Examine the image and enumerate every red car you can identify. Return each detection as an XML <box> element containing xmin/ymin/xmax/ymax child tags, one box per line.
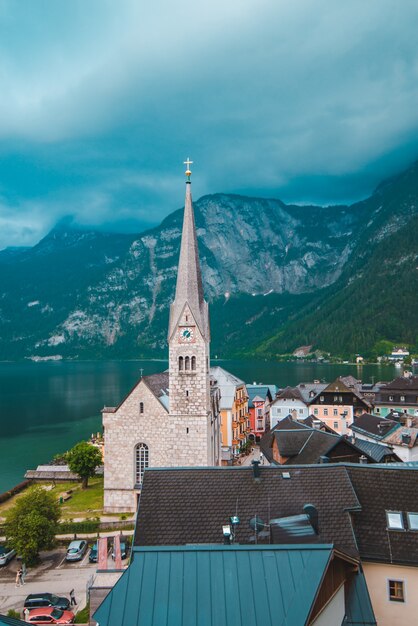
<box><xmin>25</xmin><ymin>607</ymin><xmax>75</xmax><ymax>623</ymax></box>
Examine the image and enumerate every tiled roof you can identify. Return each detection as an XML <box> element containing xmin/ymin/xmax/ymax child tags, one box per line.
<box><xmin>381</xmin><ymin>375</ymin><xmax>418</xmax><ymax>391</ymax></box>
<box><xmin>0</xmin><ymin>616</ymin><xmax>26</xmax><ymax>625</ymax></box>
<box><xmin>349</xmin><ymin>413</ymin><xmax>398</xmax><ymax>439</ymax></box>
<box><xmin>302</xmin><ymin>415</ymin><xmax>337</xmax><ymax>433</ymax></box>
<box><xmin>275</xmin><ymin>386</ymin><xmax>306</xmax><ymax>402</ymax></box>
<box><xmin>142</xmin><ymin>372</ymin><xmax>169</xmax><ymax>398</ymax></box>
<box><xmin>136</xmin><ymin>463</ymin><xmax>418</xmax><ymax>567</ymax></box>
<box><xmin>135</xmin><ymin>465</ymin><xmax>360</xmax><ymax>557</ymax></box>
<box><xmin>296</xmin><ymin>383</ymin><xmax>327</xmax><ymax>403</ymax></box>
<box><xmin>383</xmin><ymin>425</ymin><xmax>418</xmax><ymax>448</ymax></box>
<box><xmin>259</xmin><ymin>417</ymin><xmax>309</xmax><ymax>462</ymax></box>
<box><xmin>347</xmin><ymin>465</ymin><xmax>418</xmax><ymax>565</ymax></box>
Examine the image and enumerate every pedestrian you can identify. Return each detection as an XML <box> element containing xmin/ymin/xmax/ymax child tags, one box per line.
<box><xmin>70</xmin><ymin>588</ymin><xmax>77</xmax><ymax>606</ymax></box>
<box><xmin>15</xmin><ymin>567</ymin><xmax>22</xmax><ymax>587</ymax></box>
<box><xmin>21</xmin><ymin>562</ymin><xmax>27</xmax><ymax>584</ymax></box>
<box><xmin>23</xmin><ymin>607</ymin><xmax>30</xmax><ymax>621</ymax></box>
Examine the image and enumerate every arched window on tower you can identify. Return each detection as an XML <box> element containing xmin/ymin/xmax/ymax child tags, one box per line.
<box><xmin>134</xmin><ymin>443</ymin><xmax>149</xmax><ymax>487</ymax></box>
<box><xmin>185</xmin><ymin>356</ymin><xmax>190</xmax><ymax>370</ymax></box>
<box><xmin>179</xmin><ymin>356</ymin><xmax>184</xmax><ymax>371</ymax></box>
<box><xmin>191</xmin><ymin>356</ymin><xmax>196</xmax><ymax>370</ymax></box>
<box><xmin>139</xmin><ymin>402</ymin><xmax>144</xmax><ymax>414</ymax></box>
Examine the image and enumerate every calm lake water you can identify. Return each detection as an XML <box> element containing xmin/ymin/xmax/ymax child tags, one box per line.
<box><xmin>0</xmin><ymin>359</ymin><xmax>403</xmax><ymax>492</ymax></box>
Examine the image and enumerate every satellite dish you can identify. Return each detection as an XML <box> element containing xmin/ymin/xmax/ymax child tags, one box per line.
<box><xmin>249</xmin><ymin>516</ymin><xmax>265</xmax><ymax>533</ymax></box>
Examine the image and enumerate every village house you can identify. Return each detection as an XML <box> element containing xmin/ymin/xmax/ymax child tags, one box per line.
<box><xmin>246</xmin><ymin>383</ymin><xmax>275</xmax><ymax>442</ymax></box>
<box><xmin>270</xmin><ymin>386</ymin><xmax>310</xmax><ymax>426</ymax></box>
<box><xmin>260</xmin><ymin>415</ymin><xmax>398</xmax><ymax>465</ymax></box>
<box><xmin>373</xmin><ymin>374</ymin><xmax>418</xmax><ymax>417</ymax></box>
<box><xmin>211</xmin><ymin>366</ymin><xmax>249</xmax><ymax>464</ymax></box>
<box><xmin>129</xmin><ymin>462</ymin><xmax>418</xmax><ymax>626</ymax></box>
<box><xmin>309</xmin><ymin>377</ymin><xmax>371</xmax><ymax>434</ymax></box>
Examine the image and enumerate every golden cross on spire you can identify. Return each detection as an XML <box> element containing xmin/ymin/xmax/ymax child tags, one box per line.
<box><xmin>184</xmin><ymin>157</ymin><xmax>193</xmax><ymax>181</ymax></box>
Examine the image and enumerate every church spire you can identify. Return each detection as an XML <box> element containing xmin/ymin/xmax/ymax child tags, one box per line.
<box><xmin>168</xmin><ymin>159</ymin><xmax>209</xmax><ymax>340</ymax></box>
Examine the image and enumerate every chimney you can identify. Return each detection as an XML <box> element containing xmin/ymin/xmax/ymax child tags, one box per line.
<box><xmin>252</xmin><ymin>460</ymin><xmax>261</xmax><ymax>480</ymax></box>
<box><xmin>319</xmin><ymin>456</ymin><xmax>330</xmax><ymax>464</ymax></box>
<box><xmin>359</xmin><ymin>455</ymin><xmax>368</xmax><ymax>464</ymax></box>
<box><xmin>402</xmin><ymin>432</ymin><xmax>411</xmax><ymax>445</ymax></box>
<box><xmin>303</xmin><ymin>504</ymin><xmax>319</xmax><ymax>534</ymax></box>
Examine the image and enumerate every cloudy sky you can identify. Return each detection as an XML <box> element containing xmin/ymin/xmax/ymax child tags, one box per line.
<box><xmin>1</xmin><ymin>0</ymin><xmax>418</xmax><ymax>249</ymax></box>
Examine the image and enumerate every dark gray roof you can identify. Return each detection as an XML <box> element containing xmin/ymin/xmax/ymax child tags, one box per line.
<box><xmin>349</xmin><ymin>413</ymin><xmax>398</xmax><ymax>439</ymax></box>
<box><xmin>142</xmin><ymin>371</ymin><xmax>169</xmax><ymax>399</ymax></box>
<box><xmin>381</xmin><ymin>375</ymin><xmax>418</xmax><ymax>391</ymax></box>
<box><xmin>135</xmin><ymin>465</ymin><xmax>361</xmax><ymax>557</ymax></box>
<box><xmin>136</xmin><ymin>463</ymin><xmax>418</xmax><ymax>567</ymax></box>
<box><xmin>0</xmin><ymin>616</ymin><xmax>26</xmax><ymax>626</ymax></box>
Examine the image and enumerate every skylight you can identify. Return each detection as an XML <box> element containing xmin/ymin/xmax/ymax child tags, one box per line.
<box><xmin>407</xmin><ymin>512</ymin><xmax>418</xmax><ymax>530</ymax></box>
<box><xmin>386</xmin><ymin>511</ymin><xmax>404</xmax><ymax>530</ymax></box>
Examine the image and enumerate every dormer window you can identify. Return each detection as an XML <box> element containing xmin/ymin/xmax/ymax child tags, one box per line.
<box><xmin>389</xmin><ymin>395</ymin><xmax>394</xmax><ymax>402</ymax></box>
<box><xmin>386</xmin><ymin>511</ymin><xmax>404</xmax><ymax>530</ymax></box>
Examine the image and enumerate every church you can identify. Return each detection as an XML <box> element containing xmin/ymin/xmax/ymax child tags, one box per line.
<box><xmin>102</xmin><ymin>162</ymin><xmax>220</xmax><ymax>512</ymax></box>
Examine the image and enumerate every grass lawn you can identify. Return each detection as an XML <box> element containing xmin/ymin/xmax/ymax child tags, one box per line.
<box><xmin>0</xmin><ymin>477</ymin><xmax>104</xmax><ymax>520</ymax></box>
<box><xmin>53</xmin><ymin>476</ymin><xmax>104</xmax><ymax>519</ymax></box>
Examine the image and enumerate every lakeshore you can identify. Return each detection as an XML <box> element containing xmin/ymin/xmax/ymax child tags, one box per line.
<box><xmin>0</xmin><ymin>359</ymin><xmax>405</xmax><ymax>493</ymax></box>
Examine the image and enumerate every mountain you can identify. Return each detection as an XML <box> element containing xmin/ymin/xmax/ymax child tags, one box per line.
<box><xmin>0</xmin><ymin>162</ymin><xmax>417</xmax><ymax>360</ymax></box>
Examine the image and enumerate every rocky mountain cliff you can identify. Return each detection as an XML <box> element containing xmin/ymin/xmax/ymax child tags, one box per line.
<box><xmin>0</xmin><ymin>161</ymin><xmax>417</xmax><ymax>359</ymax></box>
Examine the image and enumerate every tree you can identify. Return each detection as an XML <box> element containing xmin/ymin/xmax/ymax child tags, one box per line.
<box><xmin>67</xmin><ymin>441</ymin><xmax>103</xmax><ymax>489</ymax></box>
<box><xmin>5</xmin><ymin>485</ymin><xmax>60</xmax><ymax>565</ymax></box>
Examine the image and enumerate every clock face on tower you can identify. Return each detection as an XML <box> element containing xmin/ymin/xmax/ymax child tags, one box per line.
<box><xmin>178</xmin><ymin>326</ymin><xmax>195</xmax><ymax>342</ymax></box>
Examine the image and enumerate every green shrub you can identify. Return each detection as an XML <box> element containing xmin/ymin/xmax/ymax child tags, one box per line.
<box><xmin>7</xmin><ymin>609</ymin><xmax>22</xmax><ymax>619</ymax></box>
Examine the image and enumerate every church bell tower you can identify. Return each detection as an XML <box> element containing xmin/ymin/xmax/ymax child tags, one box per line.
<box><xmin>168</xmin><ymin>159</ymin><xmax>211</xmax><ymax>419</ymax></box>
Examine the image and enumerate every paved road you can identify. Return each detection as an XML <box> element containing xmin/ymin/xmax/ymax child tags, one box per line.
<box><xmin>0</xmin><ymin>548</ymin><xmax>96</xmax><ymax>617</ymax></box>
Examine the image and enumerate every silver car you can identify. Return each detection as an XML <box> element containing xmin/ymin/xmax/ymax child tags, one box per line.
<box><xmin>0</xmin><ymin>545</ymin><xmax>16</xmax><ymax>566</ymax></box>
<box><xmin>65</xmin><ymin>539</ymin><xmax>88</xmax><ymax>562</ymax></box>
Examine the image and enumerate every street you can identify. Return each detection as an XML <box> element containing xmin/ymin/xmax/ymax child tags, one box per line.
<box><xmin>0</xmin><ymin>547</ymin><xmax>96</xmax><ymax>618</ymax></box>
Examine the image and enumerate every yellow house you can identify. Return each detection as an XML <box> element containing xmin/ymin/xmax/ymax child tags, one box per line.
<box><xmin>211</xmin><ymin>366</ymin><xmax>249</xmax><ymax>464</ymax></box>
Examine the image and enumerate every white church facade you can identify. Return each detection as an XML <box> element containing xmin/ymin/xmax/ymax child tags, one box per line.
<box><xmin>102</xmin><ymin>163</ymin><xmax>220</xmax><ymax>512</ymax></box>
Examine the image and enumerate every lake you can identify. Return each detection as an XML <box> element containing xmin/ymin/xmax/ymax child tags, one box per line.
<box><xmin>0</xmin><ymin>359</ymin><xmax>402</xmax><ymax>492</ymax></box>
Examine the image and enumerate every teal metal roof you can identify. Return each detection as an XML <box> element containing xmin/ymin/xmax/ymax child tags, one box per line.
<box><xmin>94</xmin><ymin>544</ymin><xmax>335</xmax><ymax>626</ymax></box>
<box><xmin>0</xmin><ymin>616</ymin><xmax>26</xmax><ymax>625</ymax></box>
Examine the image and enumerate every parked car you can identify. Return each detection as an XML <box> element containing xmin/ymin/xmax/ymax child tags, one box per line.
<box><xmin>24</xmin><ymin>593</ymin><xmax>70</xmax><ymax>611</ymax></box>
<box><xmin>0</xmin><ymin>545</ymin><xmax>16</xmax><ymax>566</ymax></box>
<box><xmin>111</xmin><ymin>540</ymin><xmax>128</xmax><ymax>560</ymax></box>
<box><xmin>89</xmin><ymin>542</ymin><xmax>98</xmax><ymax>563</ymax></box>
<box><xmin>25</xmin><ymin>607</ymin><xmax>74</xmax><ymax>624</ymax></box>
<box><xmin>65</xmin><ymin>539</ymin><xmax>88</xmax><ymax>561</ymax></box>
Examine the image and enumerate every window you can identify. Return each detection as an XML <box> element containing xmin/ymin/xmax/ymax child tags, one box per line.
<box><xmin>400</xmin><ymin>395</ymin><xmax>405</xmax><ymax>402</ymax></box>
<box><xmin>186</xmin><ymin>390</ymin><xmax>189</xmax><ymax>397</ymax></box>
<box><xmin>324</xmin><ymin>409</ymin><xmax>328</xmax><ymax>416</ymax></box>
<box><xmin>191</xmin><ymin>356</ymin><xmax>196</xmax><ymax>370</ymax></box>
<box><xmin>277</xmin><ymin>408</ymin><xmax>281</xmax><ymax>414</ymax></box>
<box><xmin>376</xmin><ymin>407</ymin><xmax>380</xmax><ymax>414</ymax></box>
<box><xmin>388</xmin><ymin>580</ymin><xmax>405</xmax><ymax>603</ymax></box>
<box><xmin>407</xmin><ymin>512</ymin><xmax>418</xmax><ymax>530</ymax></box>
<box><xmin>320</xmin><ymin>396</ymin><xmax>324</xmax><ymax>402</ymax></box>
<box><xmin>185</xmin><ymin>356</ymin><xmax>190</xmax><ymax>370</ymax></box>
<box><xmin>386</xmin><ymin>511</ymin><xmax>404</xmax><ymax>530</ymax></box>
<box><xmin>389</xmin><ymin>395</ymin><xmax>394</xmax><ymax>401</ymax></box>
<box><xmin>333</xmin><ymin>422</ymin><xmax>339</xmax><ymax>429</ymax></box>
<box><xmin>334</xmin><ymin>395</ymin><xmax>338</xmax><ymax>401</ymax></box>
<box><xmin>179</xmin><ymin>356</ymin><xmax>184</xmax><ymax>371</ymax></box>
<box><xmin>333</xmin><ymin>409</ymin><xmax>338</xmax><ymax>416</ymax></box>
<box><xmin>134</xmin><ymin>443</ymin><xmax>149</xmax><ymax>486</ymax></box>
<box><xmin>299</xmin><ymin>409</ymin><xmax>303</xmax><ymax>414</ymax></box>
<box><xmin>314</xmin><ymin>408</ymin><xmax>318</xmax><ymax>415</ymax></box>
<box><xmin>139</xmin><ymin>402</ymin><xmax>144</xmax><ymax>414</ymax></box>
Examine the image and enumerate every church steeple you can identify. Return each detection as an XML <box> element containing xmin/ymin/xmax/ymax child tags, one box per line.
<box><xmin>168</xmin><ymin>160</ymin><xmax>209</xmax><ymax>341</ymax></box>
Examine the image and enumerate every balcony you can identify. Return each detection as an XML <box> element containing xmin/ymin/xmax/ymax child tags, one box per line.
<box><xmin>232</xmin><ymin>420</ymin><xmax>239</xmax><ymax>428</ymax></box>
<box><xmin>232</xmin><ymin>439</ymin><xmax>239</xmax><ymax>446</ymax></box>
